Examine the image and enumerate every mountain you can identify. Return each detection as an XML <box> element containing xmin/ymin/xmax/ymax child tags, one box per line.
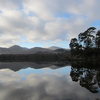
<box><xmin>0</xmin><ymin>45</ymin><xmax>69</xmax><ymax>54</ymax></box>
<box><xmin>48</xmin><ymin>46</ymin><xmax>61</xmax><ymax>50</ymax></box>
<box><xmin>28</xmin><ymin>47</ymin><xmax>53</xmax><ymax>54</ymax></box>
<box><xmin>54</xmin><ymin>48</ymin><xmax>67</xmax><ymax>52</ymax></box>
<box><xmin>8</xmin><ymin>45</ymin><xmax>28</xmax><ymax>54</ymax></box>
<box><xmin>0</xmin><ymin>45</ymin><xmax>28</xmax><ymax>54</ymax></box>
<box><xmin>9</xmin><ymin>45</ymin><xmax>28</xmax><ymax>50</ymax></box>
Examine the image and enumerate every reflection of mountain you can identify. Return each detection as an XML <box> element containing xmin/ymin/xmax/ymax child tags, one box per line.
<box><xmin>70</xmin><ymin>61</ymin><xmax>100</xmax><ymax>93</ymax></box>
<box><xmin>0</xmin><ymin>61</ymin><xmax>70</xmax><ymax>71</ymax></box>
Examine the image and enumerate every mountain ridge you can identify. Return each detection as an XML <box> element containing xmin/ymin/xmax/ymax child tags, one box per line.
<box><xmin>0</xmin><ymin>45</ymin><xmax>69</xmax><ymax>54</ymax></box>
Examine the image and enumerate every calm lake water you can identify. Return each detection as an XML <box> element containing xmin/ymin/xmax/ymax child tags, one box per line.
<box><xmin>0</xmin><ymin>62</ymin><xmax>99</xmax><ymax>100</ymax></box>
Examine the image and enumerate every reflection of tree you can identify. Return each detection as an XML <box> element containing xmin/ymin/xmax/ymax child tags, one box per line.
<box><xmin>70</xmin><ymin>67</ymin><xmax>100</xmax><ymax>93</ymax></box>
<box><xmin>97</xmin><ymin>72</ymin><xmax>100</xmax><ymax>87</ymax></box>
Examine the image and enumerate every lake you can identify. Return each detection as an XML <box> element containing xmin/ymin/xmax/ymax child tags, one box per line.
<box><xmin>0</xmin><ymin>61</ymin><xmax>99</xmax><ymax>100</ymax></box>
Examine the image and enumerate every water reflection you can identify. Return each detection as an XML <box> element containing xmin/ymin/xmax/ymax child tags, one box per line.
<box><xmin>70</xmin><ymin>67</ymin><xmax>100</xmax><ymax>93</ymax></box>
<box><xmin>0</xmin><ymin>61</ymin><xmax>99</xmax><ymax>100</ymax></box>
<box><xmin>70</xmin><ymin>61</ymin><xmax>100</xmax><ymax>93</ymax></box>
<box><xmin>0</xmin><ymin>61</ymin><xmax>69</xmax><ymax>71</ymax></box>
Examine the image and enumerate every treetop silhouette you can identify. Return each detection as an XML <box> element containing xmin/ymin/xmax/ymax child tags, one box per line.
<box><xmin>69</xmin><ymin>27</ymin><xmax>100</xmax><ymax>57</ymax></box>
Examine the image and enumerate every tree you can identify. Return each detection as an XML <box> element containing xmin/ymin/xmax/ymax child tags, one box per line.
<box><xmin>69</xmin><ymin>38</ymin><xmax>79</xmax><ymax>50</ymax></box>
<box><xmin>78</xmin><ymin>27</ymin><xmax>96</xmax><ymax>48</ymax></box>
<box><xmin>96</xmin><ymin>30</ymin><xmax>100</xmax><ymax>48</ymax></box>
<box><xmin>69</xmin><ymin>27</ymin><xmax>100</xmax><ymax>57</ymax></box>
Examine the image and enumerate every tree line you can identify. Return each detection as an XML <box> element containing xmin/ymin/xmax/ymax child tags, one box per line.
<box><xmin>0</xmin><ymin>52</ymin><xmax>70</xmax><ymax>61</ymax></box>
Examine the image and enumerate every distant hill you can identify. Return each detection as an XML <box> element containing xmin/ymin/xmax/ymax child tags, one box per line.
<box><xmin>28</xmin><ymin>47</ymin><xmax>52</xmax><ymax>54</ymax></box>
<box><xmin>48</xmin><ymin>46</ymin><xmax>61</xmax><ymax>50</ymax></box>
<box><xmin>0</xmin><ymin>45</ymin><xmax>70</xmax><ymax>54</ymax></box>
<box><xmin>0</xmin><ymin>45</ymin><xmax>28</xmax><ymax>54</ymax></box>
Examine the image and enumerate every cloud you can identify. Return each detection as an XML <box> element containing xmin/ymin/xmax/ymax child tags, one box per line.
<box><xmin>0</xmin><ymin>0</ymin><xmax>23</xmax><ymax>10</ymax></box>
<box><xmin>0</xmin><ymin>0</ymin><xmax>99</xmax><ymax>47</ymax></box>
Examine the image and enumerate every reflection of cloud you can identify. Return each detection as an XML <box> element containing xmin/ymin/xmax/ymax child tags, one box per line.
<box><xmin>0</xmin><ymin>69</ymin><xmax>21</xmax><ymax>83</ymax></box>
<box><xmin>0</xmin><ymin>69</ymin><xmax>99</xmax><ymax>100</ymax></box>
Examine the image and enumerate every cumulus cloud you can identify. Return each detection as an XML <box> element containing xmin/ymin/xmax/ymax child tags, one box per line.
<box><xmin>0</xmin><ymin>0</ymin><xmax>99</xmax><ymax>47</ymax></box>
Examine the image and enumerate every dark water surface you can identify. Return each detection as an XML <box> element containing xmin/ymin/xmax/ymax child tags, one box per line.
<box><xmin>0</xmin><ymin>62</ymin><xmax>99</xmax><ymax>100</ymax></box>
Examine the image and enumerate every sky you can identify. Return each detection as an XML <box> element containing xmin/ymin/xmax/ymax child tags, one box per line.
<box><xmin>0</xmin><ymin>0</ymin><xmax>100</xmax><ymax>48</ymax></box>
